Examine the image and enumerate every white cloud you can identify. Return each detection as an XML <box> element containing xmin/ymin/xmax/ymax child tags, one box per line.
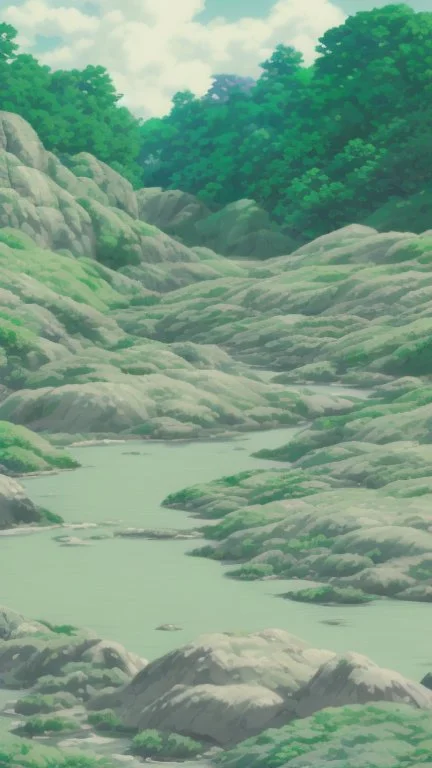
<box><xmin>2</xmin><ymin>0</ymin><xmax>346</xmax><ymax>117</ymax></box>
<box><xmin>4</xmin><ymin>0</ymin><xmax>99</xmax><ymax>33</ymax></box>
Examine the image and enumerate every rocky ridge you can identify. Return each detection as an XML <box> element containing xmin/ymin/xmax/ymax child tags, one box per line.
<box><xmin>1</xmin><ymin>608</ymin><xmax>432</xmax><ymax>764</ymax></box>
<box><xmin>0</xmin><ymin>111</ymin><xmax>358</xmax><ymax>449</ymax></box>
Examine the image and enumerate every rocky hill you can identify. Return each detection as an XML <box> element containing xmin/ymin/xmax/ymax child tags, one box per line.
<box><xmin>0</xmin><ymin>110</ymin><xmax>356</xmax><ymax>459</ymax></box>
<box><xmin>1</xmin><ymin>607</ymin><xmax>432</xmax><ymax>764</ymax></box>
<box><xmin>1</xmin><ymin>109</ymin><xmax>432</xmax><ymax>767</ymax></box>
<box><xmin>1</xmin><ymin>111</ymin><xmax>432</xmax><ymax>605</ymax></box>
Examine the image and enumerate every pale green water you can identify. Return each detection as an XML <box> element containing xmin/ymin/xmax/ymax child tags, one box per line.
<box><xmin>0</xmin><ymin>410</ymin><xmax>431</xmax><ymax>684</ymax></box>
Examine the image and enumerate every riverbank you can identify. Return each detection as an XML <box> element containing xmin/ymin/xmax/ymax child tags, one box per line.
<box><xmin>0</xmin><ymin>416</ymin><xmax>430</xmax><ymax>682</ymax></box>
<box><xmin>1</xmin><ymin>607</ymin><xmax>432</xmax><ymax>767</ymax></box>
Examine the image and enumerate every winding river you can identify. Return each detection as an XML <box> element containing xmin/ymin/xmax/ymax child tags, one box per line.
<box><xmin>1</xmin><ymin>384</ymin><xmax>431</xmax><ymax>689</ymax></box>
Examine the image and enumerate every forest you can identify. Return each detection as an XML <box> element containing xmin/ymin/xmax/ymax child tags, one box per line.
<box><xmin>1</xmin><ymin>2</ymin><xmax>432</xmax><ymax>241</ymax></box>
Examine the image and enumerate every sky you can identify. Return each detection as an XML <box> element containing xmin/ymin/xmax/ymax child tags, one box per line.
<box><xmin>2</xmin><ymin>0</ymin><xmax>429</xmax><ymax>118</ymax></box>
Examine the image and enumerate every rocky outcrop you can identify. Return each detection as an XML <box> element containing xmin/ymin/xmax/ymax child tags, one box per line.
<box><xmin>137</xmin><ymin>187</ymin><xmax>210</xmax><ymax>238</ymax></box>
<box><xmin>164</xmin><ymin>475</ymin><xmax>432</xmax><ymax>603</ymax></box>
<box><xmin>136</xmin><ymin>190</ymin><xmax>295</xmax><ymax>259</ymax></box>
<box><xmin>0</xmin><ymin>111</ymin><xmax>291</xmax><ymax>289</ymax></box>
<box><xmin>0</xmin><ymin>607</ymin><xmax>146</xmax><ymax>691</ymax></box>
<box><xmin>89</xmin><ymin>629</ymin><xmax>432</xmax><ymax>747</ymax></box>
<box><xmin>192</xmin><ymin>199</ymin><xmax>296</xmax><ymax>259</ymax></box>
<box><xmin>89</xmin><ymin>629</ymin><xmax>333</xmax><ymax>744</ymax></box>
<box><xmin>295</xmin><ymin>652</ymin><xmax>432</xmax><ymax>718</ymax></box>
<box><xmin>0</xmin><ymin>110</ymin><xmax>227</xmax><ymax>289</ymax></box>
<box><xmin>2</xmin><ymin>612</ymin><xmax>432</xmax><ymax>753</ymax></box>
<box><xmin>218</xmin><ymin>701</ymin><xmax>432</xmax><ymax>768</ymax></box>
<box><xmin>0</xmin><ymin>473</ymin><xmax>44</xmax><ymax>528</ymax></box>
<box><xmin>0</xmin><ymin>607</ymin><xmax>48</xmax><ymax>640</ymax></box>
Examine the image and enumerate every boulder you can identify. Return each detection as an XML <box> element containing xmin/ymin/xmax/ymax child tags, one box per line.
<box><xmin>89</xmin><ymin>629</ymin><xmax>334</xmax><ymax>743</ymax></box>
<box><xmin>137</xmin><ymin>187</ymin><xmax>210</xmax><ymax>237</ymax></box>
<box><xmin>0</xmin><ymin>607</ymin><xmax>49</xmax><ymax>640</ymax></box>
<box><xmin>295</xmin><ymin>652</ymin><xmax>432</xmax><ymax>719</ymax></box>
<box><xmin>0</xmin><ymin>474</ymin><xmax>42</xmax><ymax>528</ymax></box>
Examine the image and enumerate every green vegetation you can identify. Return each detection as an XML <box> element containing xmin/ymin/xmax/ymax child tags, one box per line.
<box><xmin>0</xmin><ymin>23</ymin><xmax>141</xmax><ymax>184</ymax></box>
<box><xmin>138</xmin><ymin>4</ymin><xmax>432</xmax><ymax>241</ymax></box>
<box><xmin>130</xmin><ymin>729</ymin><xmax>204</xmax><ymax>760</ymax></box>
<box><xmin>0</xmin><ymin>421</ymin><xmax>79</xmax><ymax>475</ymax></box>
<box><xmin>15</xmin><ymin>693</ymin><xmax>76</xmax><ymax>715</ymax></box>
<box><xmin>87</xmin><ymin>710</ymin><xmax>132</xmax><ymax>735</ymax></box>
<box><xmin>2</xmin><ymin>5</ymin><xmax>432</xmax><ymax>240</ymax></box>
<box><xmin>228</xmin><ymin>563</ymin><xmax>274</xmax><ymax>581</ymax></box>
<box><xmin>217</xmin><ymin>703</ymin><xmax>432</xmax><ymax>768</ymax></box>
<box><xmin>17</xmin><ymin>715</ymin><xmax>78</xmax><ymax>736</ymax></box>
<box><xmin>37</xmin><ymin>620</ymin><xmax>78</xmax><ymax>636</ymax></box>
<box><xmin>37</xmin><ymin>508</ymin><xmax>64</xmax><ymax>526</ymax></box>
<box><xmin>0</xmin><ymin>737</ymin><xmax>112</xmax><ymax>768</ymax></box>
<box><xmin>283</xmin><ymin>585</ymin><xmax>375</xmax><ymax>605</ymax></box>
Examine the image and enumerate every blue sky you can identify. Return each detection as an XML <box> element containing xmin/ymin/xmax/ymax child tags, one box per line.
<box><xmin>2</xmin><ymin>0</ymin><xmax>429</xmax><ymax>117</ymax></box>
<box><xmin>198</xmin><ymin>0</ymin><xmax>429</xmax><ymax>20</ymax></box>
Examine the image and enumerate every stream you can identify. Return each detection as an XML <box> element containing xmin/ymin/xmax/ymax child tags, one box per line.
<box><xmin>0</xmin><ymin>382</ymin><xmax>431</xmax><ymax>765</ymax></box>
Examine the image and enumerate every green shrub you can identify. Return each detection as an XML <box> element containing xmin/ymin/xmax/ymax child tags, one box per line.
<box><xmin>19</xmin><ymin>715</ymin><xmax>78</xmax><ymax>736</ymax></box>
<box><xmin>87</xmin><ymin>709</ymin><xmax>130</xmax><ymax>734</ymax></box>
<box><xmin>96</xmin><ymin>230</ymin><xmax>140</xmax><ymax>270</ymax></box>
<box><xmin>282</xmin><ymin>534</ymin><xmax>334</xmax><ymax>554</ymax></box>
<box><xmin>37</xmin><ymin>620</ymin><xmax>78</xmax><ymax>635</ymax></box>
<box><xmin>228</xmin><ymin>563</ymin><xmax>274</xmax><ymax>580</ymax></box>
<box><xmin>38</xmin><ymin>508</ymin><xmax>64</xmax><ymax>525</ymax></box>
<box><xmin>0</xmin><ymin>737</ymin><xmax>112</xmax><ymax>767</ymax></box>
<box><xmin>131</xmin><ymin>729</ymin><xmax>203</xmax><ymax>759</ymax></box>
<box><xmin>0</xmin><ymin>229</ymin><xmax>27</xmax><ymax>249</ymax></box>
<box><xmin>283</xmin><ymin>585</ymin><xmax>375</xmax><ymax>605</ymax></box>
<box><xmin>0</xmin><ymin>421</ymin><xmax>79</xmax><ymax>475</ymax></box>
<box><xmin>408</xmin><ymin>558</ymin><xmax>432</xmax><ymax>581</ymax></box>
<box><xmin>129</xmin><ymin>294</ymin><xmax>161</xmax><ymax>306</ymax></box>
<box><xmin>15</xmin><ymin>693</ymin><xmax>76</xmax><ymax>715</ymax></box>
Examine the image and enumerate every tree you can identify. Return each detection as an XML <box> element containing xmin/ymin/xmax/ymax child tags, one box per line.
<box><xmin>314</xmin><ymin>4</ymin><xmax>432</xmax><ymax>141</ymax></box>
<box><xmin>0</xmin><ymin>22</ymin><xmax>17</xmax><ymax>63</ymax></box>
<box><xmin>203</xmin><ymin>74</ymin><xmax>255</xmax><ymax>103</ymax></box>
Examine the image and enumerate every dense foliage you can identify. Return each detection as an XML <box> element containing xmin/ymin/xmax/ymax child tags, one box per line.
<box><xmin>2</xmin><ymin>4</ymin><xmax>432</xmax><ymax>240</ymax></box>
<box><xmin>130</xmin><ymin>729</ymin><xmax>204</xmax><ymax>760</ymax></box>
<box><xmin>0</xmin><ymin>22</ymin><xmax>142</xmax><ymax>184</ymax></box>
<box><xmin>140</xmin><ymin>4</ymin><xmax>432</xmax><ymax>240</ymax></box>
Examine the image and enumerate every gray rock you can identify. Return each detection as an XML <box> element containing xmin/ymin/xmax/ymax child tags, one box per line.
<box><xmin>89</xmin><ymin>629</ymin><xmax>334</xmax><ymax>744</ymax></box>
<box><xmin>0</xmin><ymin>474</ymin><xmax>42</xmax><ymax>529</ymax></box>
<box><xmin>0</xmin><ymin>607</ymin><xmax>49</xmax><ymax>640</ymax></box>
<box><xmin>114</xmin><ymin>528</ymin><xmax>200</xmax><ymax>541</ymax></box>
<box><xmin>295</xmin><ymin>652</ymin><xmax>432</xmax><ymax>719</ymax></box>
<box><xmin>156</xmin><ymin>624</ymin><xmax>183</xmax><ymax>632</ymax></box>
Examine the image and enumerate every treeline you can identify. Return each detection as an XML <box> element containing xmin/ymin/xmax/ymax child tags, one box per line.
<box><xmin>1</xmin><ymin>4</ymin><xmax>432</xmax><ymax>240</ymax></box>
<box><xmin>0</xmin><ymin>23</ymin><xmax>142</xmax><ymax>184</ymax></box>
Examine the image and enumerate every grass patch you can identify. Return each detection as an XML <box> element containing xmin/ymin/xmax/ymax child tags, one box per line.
<box><xmin>282</xmin><ymin>585</ymin><xmax>375</xmax><ymax>605</ymax></box>
<box><xmin>0</xmin><ymin>421</ymin><xmax>79</xmax><ymax>475</ymax></box>
<box><xmin>37</xmin><ymin>620</ymin><xmax>78</xmax><ymax>636</ymax></box>
<box><xmin>15</xmin><ymin>693</ymin><xmax>76</xmax><ymax>715</ymax></box>
<box><xmin>130</xmin><ymin>730</ymin><xmax>204</xmax><ymax>760</ymax></box>
<box><xmin>228</xmin><ymin>563</ymin><xmax>274</xmax><ymax>580</ymax></box>
<box><xmin>17</xmin><ymin>715</ymin><xmax>78</xmax><ymax>737</ymax></box>
<box><xmin>87</xmin><ymin>709</ymin><xmax>132</xmax><ymax>735</ymax></box>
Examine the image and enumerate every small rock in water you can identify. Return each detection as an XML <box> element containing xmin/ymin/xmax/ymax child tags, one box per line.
<box><xmin>320</xmin><ymin>619</ymin><xmax>347</xmax><ymax>627</ymax></box>
<box><xmin>115</xmin><ymin>528</ymin><xmax>200</xmax><ymax>540</ymax></box>
<box><xmin>156</xmin><ymin>624</ymin><xmax>183</xmax><ymax>632</ymax></box>
<box><xmin>122</xmin><ymin>451</ymin><xmax>142</xmax><ymax>455</ymax></box>
<box><xmin>63</xmin><ymin>523</ymin><xmax>97</xmax><ymax>530</ymax></box>
<box><xmin>54</xmin><ymin>536</ymin><xmax>91</xmax><ymax>547</ymax></box>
